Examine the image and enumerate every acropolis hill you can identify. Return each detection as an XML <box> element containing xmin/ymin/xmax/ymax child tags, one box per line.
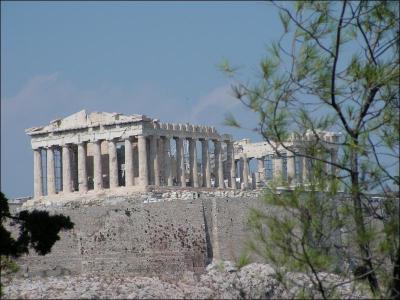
<box><xmin>9</xmin><ymin>110</ymin><xmax>341</xmax><ymax>278</ymax></box>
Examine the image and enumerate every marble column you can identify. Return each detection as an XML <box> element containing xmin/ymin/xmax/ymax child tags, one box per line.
<box><xmin>77</xmin><ymin>142</ymin><xmax>88</xmax><ymax>192</ymax></box>
<box><xmin>213</xmin><ymin>140</ymin><xmax>223</xmax><ymax>188</ymax></box>
<box><xmin>189</xmin><ymin>138</ymin><xmax>199</xmax><ymax>188</ymax></box>
<box><xmin>218</xmin><ymin>142</ymin><xmax>224</xmax><ymax>188</ymax></box>
<box><xmin>257</xmin><ymin>157</ymin><xmax>265</xmax><ymax>182</ymax></box>
<box><xmin>33</xmin><ymin>149</ymin><xmax>43</xmax><ymax>198</ymax></box>
<box><xmin>47</xmin><ymin>147</ymin><xmax>56</xmax><ymax>195</ymax></box>
<box><xmin>287</xmin><ymin>152</ymin><xmax>296</xmax><ymax>183</ymax></box>
<box><xmin>273</xmin><ymin>154</ymin><xmax>283</xmax><ymax>181</ymax></box>
<box><xmin>239</xmin><ymin>158</ymin><xmax>243</xmax><ymax>183</ymax></box>
<box><xmin>233</xmin><ymin>160</ymin><xmax>239</xmax><ymax>189</ymax></box>
<box><xmin>138</xmin><ymin>135</ymin><xmax>149</xmax><ymax>186</ymax></box>
<box><xmin>213</xmin><ymin>141</ymin><xmax>219</xmax><ymax>187</ymax></box>
<box><xmin>124</xmin><ymin>138</ymin><xmax>134</xmax><ymax>187</ymax></box>
<box><xmin>93</xmin><ymin>140</ymin><xmax>103</xmax><ymax>191</ymax></box>
<box><xmin>108</xmin><ymin>139</ymin><xmax>119</xmax><ymax>189</ymax></box>
<box><xmin>176</xmin><ymin>137</ymin><xmax>186</xmax><ymax>187</ymax></box>
<box><xmin>157</xmin><ymin>137</ymin><xmax>164</xmax><ymax>184</ymax></box>
<box><xmin>302</xmin><ymin>156</ymin><xmax>310</xmax><ymax>183</ymax></box>
<box><xmin>227</xmin><ymin>141</ymin><xmax>236</xmax><ymax>189</ymax></box>
<box><xmin>150</xmin><ymin>135</ymin><xmax>160</xmax><ymax>186</ymax></box>
<box><xmin>242</xmin><ymin>154</ymin><xmax>249</xmax><ymax>189</ymax></box>
<box><xmin>62</xmin><ymin>145</ymin><xmax>72</xmax><ymax>194</ymax></box>
<box><xmin>149</xmin><ymin>136</ymin><xmax>155</xmax><ymax>185</ymax></box>
<box><xmin>202</xmin><ymin>139</ymin><xmax>211</xmax><ymax>188</ymax></box>
<box><xmin>163</xmin><ymin>136</ymin><xmax>173</xmax><ymax>186</ymax></box>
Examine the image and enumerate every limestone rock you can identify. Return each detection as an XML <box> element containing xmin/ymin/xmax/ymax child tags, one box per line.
<box><xmin>2</xmin><ymin>261</ymin><xmax>369</xmax><ymax>299</ymax></box>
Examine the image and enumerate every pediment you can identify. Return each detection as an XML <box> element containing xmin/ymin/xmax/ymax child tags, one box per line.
<box><xmin>26</xmin><ymin>110</ymin><xmax>146</xmax><ymax>135</ymax></box>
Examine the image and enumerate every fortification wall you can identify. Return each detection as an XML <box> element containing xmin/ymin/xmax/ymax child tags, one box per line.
<box><xmin>8</xmin><ymin>190</ymin><xmax>266</xmax><ymax>278</ymax></box>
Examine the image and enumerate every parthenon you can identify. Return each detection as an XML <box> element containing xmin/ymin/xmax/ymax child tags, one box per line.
<box><xmin>25</xmin><ymin>110</ymin><xmax>340</xmax><ymax>198</ymax></box>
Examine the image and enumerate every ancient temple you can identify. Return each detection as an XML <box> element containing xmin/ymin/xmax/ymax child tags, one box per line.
<box><xmin>25</xmin><ymin>110</ymin><xmax>235</xmax><ymax>198</ymax></box>
<box><xmin>26</xmin><ymin>110</ymin><xmax>340</xmax><ymax>198</ymax></box>
<box><xmin>233</xmin><ymin>130</ymin><xmax>340</xmax><ymax>188</ymax></box>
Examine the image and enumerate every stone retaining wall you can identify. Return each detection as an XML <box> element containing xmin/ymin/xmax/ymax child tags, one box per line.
<box><xmin>8</xmin><ymin>190</ymin><xmax>266</xmax><ymax>278</ymax></box>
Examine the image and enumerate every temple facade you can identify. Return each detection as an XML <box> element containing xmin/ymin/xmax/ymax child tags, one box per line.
<box><xmin>234</xmin><ymin>130</ymin><xmax>340</xmax><ymax>188</ymax></box>
<box><xmin>26</xmin><ymin>110</ymin><xmax>235</xmax><ymax>198</ymax></box>
<box><xmin>26</xmin><ymin>110</ymin><xmax>340</xmax><ymax>198</ymax></box>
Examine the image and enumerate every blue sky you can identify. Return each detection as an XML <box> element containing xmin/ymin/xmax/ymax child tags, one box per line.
<box><xmin>1</xmin><ymin>1</ymin><xmax>282</xmax><ymax>198</ymax></box>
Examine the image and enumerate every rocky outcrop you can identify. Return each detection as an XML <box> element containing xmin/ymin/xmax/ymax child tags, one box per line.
<box><xmin>2</xmin><ymin>261</ymin><xmax>369</xmax><ymax>299</ymax></box>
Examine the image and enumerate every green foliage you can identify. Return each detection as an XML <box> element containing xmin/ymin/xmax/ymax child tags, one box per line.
<box><xmin>279</xmin><ymin>11</ymin><xmax>290</xmax><ymax>33</ymax></box>
<box><xmin>217</xmin><ymin>59</ymin><xmax>239</xmax><ymax>78</ymax></box>
<box><xmin>224</xmin><ymin>112</ymin><xmax>241</xmax><ymax>128</ymax></box>
<box><xmin>222</xmin><ymin>0</ymin><xmax>399</xmax><ymax>298</ymax></box>
<box><xmin>0</xmin><ymin>255</ymin><xmax>19</xmax><ymax>297</ymax></box>
<box><xmin>0</xmin><ymin>192</ymin><xmax>74</xmax><ymax>257</ymax></box>
<box><xmin>0</xmin><ymin>192</ymin><xmax>74</xmax><ymax>297</ymax></box>
<box><xmin>1</xmin><ymin>255</ymin><xmax>19</xmax><ymax>274</ymax></box>
<box><xmin>0</xmin><ymin>255</ymin><xmax>19</xmax><ymax>296</ymax></box>
<box><xmin>236</xmin><ymin>253</ymin><xmax>251</xmax><ymax>269</ymax></box>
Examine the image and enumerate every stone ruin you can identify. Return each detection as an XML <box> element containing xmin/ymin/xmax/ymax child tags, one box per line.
<box><xmin>234</xmin><ymin>130</ymin><xmax>340</xmax><ymax>189</ymax></box>
<box><xmin>25</xmin><ymin>110</ymin><xmax>341</xmax><ymax>200</ymax></box>
<box><xmin>9</xmin><ymin>110</ymin><xmax>345</xmax><ymax>279</ymax></box>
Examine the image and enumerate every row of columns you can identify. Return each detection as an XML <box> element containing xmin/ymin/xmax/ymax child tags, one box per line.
<box><xmin>237</xmin><ymin>148</ymin><xmax>338</xmax><ymax>188</ymax></box>
<box><xmin>34</xmin><ymin>143</ymin><xmax>89</xmax><ymax>198</ymax></box>
<box><xmin>34</xmin><ymin>143</ymin><xmax>339</xmax><ymax>197</ymax></box>
<box><xmin>33</xmin><ymin>136</ymin><xmax>237</xmax><ymax>198</ymax></box>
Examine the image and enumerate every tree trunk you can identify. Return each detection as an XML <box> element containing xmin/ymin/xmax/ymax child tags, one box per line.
<box><xmin>350</xmin><ymin>145</ymin><xmax>380</xmax><ymax>295</ymax></box>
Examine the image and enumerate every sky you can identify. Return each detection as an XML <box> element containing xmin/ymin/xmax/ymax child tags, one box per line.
<box><xmin>1</xmin><ymin>1</ymin><xmax>282</xmax><ymax>198</ymax></box>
